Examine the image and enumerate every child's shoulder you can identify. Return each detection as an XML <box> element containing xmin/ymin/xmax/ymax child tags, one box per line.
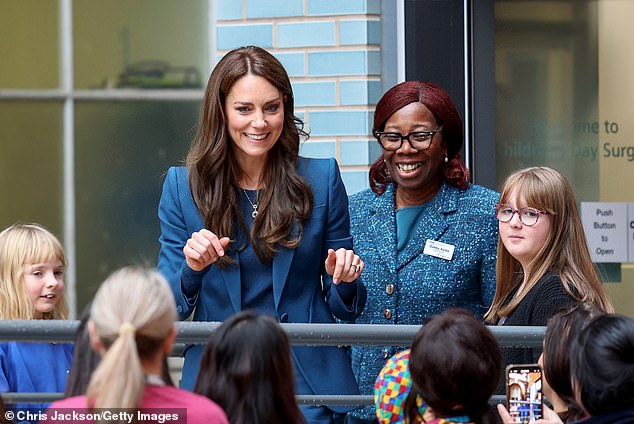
<box><xmin>143</xmin><ymin>386</ymin><xmax>228</xmax><ymax>422</ymax></box>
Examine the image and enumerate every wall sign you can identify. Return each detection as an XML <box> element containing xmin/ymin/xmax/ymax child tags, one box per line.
<box><xmin>581</xmin><ymin>202</ymin><xmax>629</xmax><ymax>263</ymax></box>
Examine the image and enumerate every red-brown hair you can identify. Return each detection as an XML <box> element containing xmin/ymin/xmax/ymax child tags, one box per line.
<box><xmin>369</xmin><ymin>81</ymin><xmax>470</xmax><ymax>194</ymax></box>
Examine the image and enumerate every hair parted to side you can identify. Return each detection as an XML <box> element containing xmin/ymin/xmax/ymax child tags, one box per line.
<box><xmin>542</xmin><ymin>304</ymin><xmax>603</xmax><ymax>422</ymax></box>
<box><xmin>369</xmin><ymin>81</ymin><xmax>470</xmax><ymax>194</ymax></box>
<box><xmin>570</xmin><ymin>313</ymin><xmax>634</xmax><ymax>416</ymax></box>
<box><xmin>86</xmin><ymin>266</ymin><xmax>177</xmax><ymax>410</ymax></box>
<box><xmin>408</xmin><ymin>308</ymin><xmax>501</xmax><ymax>424</ymax></box>
<box><xmin>485</xmin><ymin>166</ymin><xmax>614</xmax><ymax>323</ymax></box>
<box><xmin>0</xmin><ymin>223</ymin><xmax>68</xmax><ymax>320</ymax></box>
<box><xmin>187</xmin><ymin>45</ymin><xmax>312</xmax><ymax>265</ymax></box>
<box><xmin>194</xmin><ymin>310</ymin><xmax>304</xmax><ymax>424</ymax></box>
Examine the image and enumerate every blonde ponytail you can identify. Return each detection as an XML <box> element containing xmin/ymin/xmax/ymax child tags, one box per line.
<box><xmin>86</xmin><ymin>266</ymin><xmax>177</xmax><ymax>411</ymax></box>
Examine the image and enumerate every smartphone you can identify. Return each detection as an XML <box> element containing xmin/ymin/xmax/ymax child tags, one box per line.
<box><xmin>506</xmin><ymin>364</ymin><xmax>543</xmax><ymax>424</ymax></box>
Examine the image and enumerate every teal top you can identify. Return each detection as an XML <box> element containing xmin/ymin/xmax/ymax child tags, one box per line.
<box><xmin>396</xmin><ymin>203</ymin><xmax>428</xmax><ymax>253</ymax></box>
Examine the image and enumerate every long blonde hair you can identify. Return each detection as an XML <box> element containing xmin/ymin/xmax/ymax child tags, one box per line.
<box><xmin>485</xmin><ymin>167</ymin><xmax>613</xmax><ymax>323</ymax></box>
<box><xmin>86</xmin><ymin>266</ymin><xmax>177</xmax><ymax>409</ymax></box>
<box><xmin>0</xmin><ymin>223</ymin><xmax>68</xmax><ymax>320</ymax></box>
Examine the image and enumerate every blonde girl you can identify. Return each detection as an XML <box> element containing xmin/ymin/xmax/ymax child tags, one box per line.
<box><xmin>0</xmin><ymin>223</ymin><xmax>69</xmax><ymax>319</ymax></box>
<box><xmin>48</xmin><ymin>266</ymin><xmax>228</xmax><ymax>423</ymax></box>
<box><xmin>0</xmin><ymin>223</ymin><xmax>72</xmax><ymax>409</ymax></box>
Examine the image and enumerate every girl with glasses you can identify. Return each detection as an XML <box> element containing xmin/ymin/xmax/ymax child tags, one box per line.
<box><xmin>484</xmin><ymin>166</ymin><xmax>613</xmax><ymax>392</ymax></box>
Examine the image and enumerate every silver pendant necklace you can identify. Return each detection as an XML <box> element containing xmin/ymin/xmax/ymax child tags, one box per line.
<box><xmin>242</xmin><ymin>189</ymin><xmax>259</xmax><ymax>218</ymax></box>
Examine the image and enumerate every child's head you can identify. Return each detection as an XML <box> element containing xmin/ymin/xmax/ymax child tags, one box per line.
<box><xmin>409</xmin><ymin>308</ymin><xmax>501</xmax><ymax>422</ymax></box>
<box><xmin>496</xmin><ymin>166</ymin><xmax>606</xmax><ymax>283</ymax></box>
<box><xmin>86</xmin><ymin>266</ymin><xmax>177</xmax><ymax>409</ymax></box>
<box><xmin>0</xmin><ymin>223</ymin><xmax>68</xmax><ymax>319</ymax></box>
<box><xmin>194</xmin><ymin>310</ymin><xmax>303</xmax><ymax>424</ymax></box>
<box><xmin>374</xmin><ymin>349</ymin><xmax>425</xmax><ymax>423</ymax></box>
<box><xmin>492</xmin><ymin>166</ymin><xmax>613</xmax><ymax>315</ymax></box>
<box><xmin>496</xmin><ymin>166</ymin><xmax>576</xmax><ymax>271</ymax></box>
<box><xmin>541</xmin><ymin>304</ymin><xmax>603</xmax><ymax>422</ymax></box>
<box><xmin>571</xmin><ymin>313</ymin><xmax>634</xmax><ymax>416</ymax></box>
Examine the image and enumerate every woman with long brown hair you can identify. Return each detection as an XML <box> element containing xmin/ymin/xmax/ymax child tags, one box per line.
<box><xmin>158</xmin><ymin>45</ymin><xmax>367</xmax><ymax>422</ymax></box>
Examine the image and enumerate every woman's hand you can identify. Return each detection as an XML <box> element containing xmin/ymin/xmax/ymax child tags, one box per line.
<box><xmin>497</xmin><ymin>404</ymin><xmax>563</xmax><ymax>424</ymax></box>
<box><xmin>183</xmin><ymin>229</ymin><xmax>231</xmax><ymax>271</ymax></box>
<box><xmin>325</xmin><ymin>248</ymin><xmax>364</xmax><ymax>284</ymax></box>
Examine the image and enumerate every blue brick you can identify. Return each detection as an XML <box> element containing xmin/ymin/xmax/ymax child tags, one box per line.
<box><xmin>309</xmin><ymin>110</ymin><xmax>372</xmax><ymax>136</ymax></box>
<box><xmin>292</xmin><ymin>81</ymin><xmax>336</xmax><ymax>106</ymax></box>
<box><xmin>278</xmin><ymin>22</ymin><xmax>336</xmax><ymax>48</ymax></box>
<box><xmin>369</xmin><ymin>138</ymin><xmax>383</xmax><ymax>160</ymax></box>
<box><xmin>308</xmin><ymin>0</ymin><xmax>381</xmax><ymax>16</ymax></box>
<box><xmin>299</xmin><ymin>140</ymin><xmax>337</xmax><ymax>159</ymax></box>
<box><xmin>276</xmin><ymin>52</ymin><xmax>305</xmax><ymax>77</ymax></box>
<box><xmin>340</xmin><ymin>80</ymin><xmax>382</xmax><ymax>105</ymax></box>
<box><xmin>340</xmin><ymin>140</ymin><xmax>371</xmax><ymax>166</ymax></box>
<box><xmin>341</xmin><ymin>170</ymin><xmax>370</xmax><ymax>195</ymax></box>
<box><xmin>295</xmin><ymin>109</ymin><xmax>306</xmax><ymax>119</ymax></box>
<box><xmin>308</xmin><ymin>50</ymin><xmax>381</xmax><ymax>76</ymax></box>
<box><xmin>216</xmin><ymin>24</ymin><xmax>273</xmax><ymax>50</ymax></box>
<box><xmin>367</xmin><ymin>50</ymin><xmax>381</xmax><ymax>74</ymax></box>
<box><xmin>216</xmin><ymin>0</ymin><xmax>243</xmax><ymax>20</ymax></box>
<box><xmin>339</xmin><ymin>20</ymin><xmax>381</xmax><ymax>45</ymax></box>
<box><xmin>247</xmin><ymin>0</ymin><xmax>303</xmax><ymax>18</ymax></box>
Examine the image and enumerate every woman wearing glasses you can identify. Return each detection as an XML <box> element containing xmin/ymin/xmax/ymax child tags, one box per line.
<box><xmin>347</xmin><ymin>81</ymin><xmax>500</xmax><ymax>423</ymax></box>
<box><xmin>484</xmin><ymin>166</ymin><xmax>613</xmax><ymax>391</ymax></box>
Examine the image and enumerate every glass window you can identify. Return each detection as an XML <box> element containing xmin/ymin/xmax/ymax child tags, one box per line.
<box><xmin>0</xmin><ymin>102</ymin><xmax>63</xmax><ymax>233</ymax></box>
<box><xmin>74</xmin><ymin>101</ymin><xmax>198</xmax><ymax>309</ymax></box>
<box><xmin>1</xmin><ymin>1</ymin><xmax>209</xmax><ymax>316</ymax></box>
<box><xmin>73</xmin><ymin>0</ymin><xmax>209</xmax><ymax>90</ymax></box>
<box><xmin>494</xmin><ymin>0</ymin><xmax>634</xmax><ymax>315</ymax></box>
<box><xmin>0</xmin><ymin>1</ymin><xmax>59</xmax><ymax>89</ymax></box>
<box><xmin>495</xmin><ymin>1</ymin><xmax>598</xmax><ymax>200</ymax></box>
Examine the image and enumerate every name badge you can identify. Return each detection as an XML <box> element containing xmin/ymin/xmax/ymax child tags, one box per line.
<box><xmin>423</xmin><ymin>239</ymin><xmax>455</xmax><ymax>261</ymax></box>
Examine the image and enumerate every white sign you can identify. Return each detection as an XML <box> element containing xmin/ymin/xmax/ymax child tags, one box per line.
<box><xmin>581</xmin><ymin>202</ymin><xmax>628</xmax><ymax>263</ymax></box>
<box><xmin>628</xmin><ymin>203</ymin><xmax>634</xmax><ymax>262</ymax></box>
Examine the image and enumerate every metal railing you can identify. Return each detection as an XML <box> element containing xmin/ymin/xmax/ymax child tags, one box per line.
<box><xmin>0</xmin><ymin>320</ymin><xmax>545</xmax><ymax>405</ymax></box>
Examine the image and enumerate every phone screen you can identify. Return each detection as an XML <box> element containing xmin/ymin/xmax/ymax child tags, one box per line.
<box><xmin>506</xmin><ymin>364</ymin><xmax>543</xmax><ymax>424</ymax></box>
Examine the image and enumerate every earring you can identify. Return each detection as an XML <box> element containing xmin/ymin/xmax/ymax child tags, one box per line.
<box><xmin>444</xmin><ymin>153</ymin><xmax>448</xmax><ymax>163</ymax></box>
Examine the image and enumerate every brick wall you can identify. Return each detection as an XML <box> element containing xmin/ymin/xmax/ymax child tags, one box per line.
<box><xmin>215</xmin><ymin>0</ymin><xmax>385</xmax><ymax>193</ymax></box>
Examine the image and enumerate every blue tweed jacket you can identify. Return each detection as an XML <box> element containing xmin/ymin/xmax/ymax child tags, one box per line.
<box><xmin>348</xmin><ymin>182</ymin><xmax>499</xmax><ymax>420</ymax></box>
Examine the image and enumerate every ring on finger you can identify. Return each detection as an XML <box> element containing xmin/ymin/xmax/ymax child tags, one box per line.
<box><xmin>350</xmin><ymin>264</ymin><xmax>360</xmax><ymax>273</ymax></box>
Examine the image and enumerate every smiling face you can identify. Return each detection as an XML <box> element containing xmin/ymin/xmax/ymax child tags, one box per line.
<box><xmin>499</xmin><ymin>189</ymin><xmax>552</xmax><ymax>271</ymax></box>
<box><xmin>23</xmin><ymin>257</ymin><xmax>65</xmax><ymax>318</ymax></box>
<box><xmin>381</xmin><ymin>102</ymin><xmax>447</xmax><ymax>207</ymax></box>
<box><xmin>225</xmin><ymin>74</ymin><xmax>284</xmax><ymax>174</ymax></box>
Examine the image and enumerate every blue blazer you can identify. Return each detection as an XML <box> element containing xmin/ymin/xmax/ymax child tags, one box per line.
<box><xmin>347</xmin><ymin>182</ymin><xmax>499</xmax><ymax>419</ymax></box>
<box><xmin>157</xmin><ymin>157</ymin><xmax>367</xmax><ymax>410</ymax></box>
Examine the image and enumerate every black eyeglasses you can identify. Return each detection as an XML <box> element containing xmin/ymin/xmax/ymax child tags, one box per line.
<box><xmin>374</xmin><ymin>125</ymin><xmax>443</xmax><ymax>151</ymax></box>
<box><xmin>495</xmin><ymin>204</ymin><xmax>549</xmax><ymax>226</ymax></box>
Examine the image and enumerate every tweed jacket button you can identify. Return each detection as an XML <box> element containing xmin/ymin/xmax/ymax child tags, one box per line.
<box><xmin>383</xmin><ymin>308</ymin><xmax>392</xmax><ymax>319</ymax></box>
<box><xmin>385</xmin><ymin>283</ymin><xmax>394</xmax><ymax>295</ymax></box>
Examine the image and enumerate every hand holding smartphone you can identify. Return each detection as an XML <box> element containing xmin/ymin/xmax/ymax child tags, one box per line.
<box><xmin>506</xmin><ymin>364</ymin><xmax>543</xmax><ymax>424</ymax></box>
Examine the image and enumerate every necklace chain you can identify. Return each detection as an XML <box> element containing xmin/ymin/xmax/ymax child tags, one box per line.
<box><xmin>242</xmin><ymin>189</ymin><xmax>259</xmax><ymax>218</ymax></box>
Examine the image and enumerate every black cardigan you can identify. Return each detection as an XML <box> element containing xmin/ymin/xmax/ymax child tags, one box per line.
<box><xmin>496</xmin><ymin>272</ymin><xmax>577</xmax><ymax>393</ymax></box>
